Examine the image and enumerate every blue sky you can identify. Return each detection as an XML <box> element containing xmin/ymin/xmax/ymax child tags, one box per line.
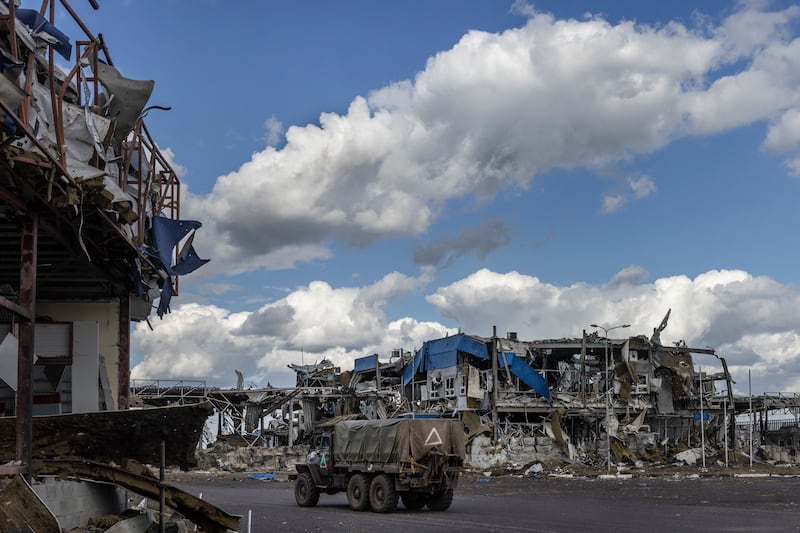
<box><xmin>53</xmin><ymin>1</ymin><xmax>800</xmax><ymax>394</ymax></box>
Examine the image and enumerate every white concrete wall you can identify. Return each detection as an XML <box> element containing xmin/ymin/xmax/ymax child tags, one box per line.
<box><xmin>37</xmin><ymin>301</ymin><xmax>120</xmax><ymax>409</ymax></box>
<box><xmin>72</xmin><ymin>320</ymin><xmax>99</xmax><ymax>413</ymax></box>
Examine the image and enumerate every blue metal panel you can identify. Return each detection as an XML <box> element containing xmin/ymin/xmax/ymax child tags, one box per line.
<box><xmin>499</xmin><ymin>352</ymin><xmax>550</xmax><ymax>399</ymax></box>
<box><xmin>354</xmin><ymin>354</ymin><xmax>379</xmax><ymax>373</ymax></box>
<box><xmin>426</xmin><ymin>350</ymin><xmax>458</xmax><ymax>370</ymax></box>
<box><xmin>424</xmin><ymin>334</ymin><xmax>489</xmax><ymax>361</ymax></box>
<box><xmin>401</xmin><ymin>351</ymin><xmax>421</xmax><ymax>386</ymax></box>
<box><xmin>402</xmin><ymin>333</ymin><xmax>491</xmax><ymax>385</ymax></box>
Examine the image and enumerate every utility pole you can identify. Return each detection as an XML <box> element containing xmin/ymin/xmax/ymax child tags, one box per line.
<box><xmin>590</xmin><ymin>323</ymin><xmax>630</xmax><ymax>475</ymax></box>
<box><xmin>491</xmin><ymin>325</ymin><xmax>498</xmax><ymax>442</ymax></box>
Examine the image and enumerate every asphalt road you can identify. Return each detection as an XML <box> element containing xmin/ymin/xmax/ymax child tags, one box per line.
<box><xmin>170</xmin><ymin>473</ymin><xmax>800</xmax><ymax>533</ymax></box>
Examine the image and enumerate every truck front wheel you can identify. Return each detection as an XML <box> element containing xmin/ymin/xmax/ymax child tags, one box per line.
<box><xmin>426</xmin><ymin>489</ymin><xmax>454</xmax><ymax>511</ymax></box>
<box><xmin>369</xmin><ymin>474</ymin><xmax>398</xmax><ymax>513</ymax></box>
<box><xmin>347</xmin><ymin>473</ymin><xmax>371</xmax><ymax>511</ymax></box>
<box><xmin>294</xmin><ymin>472</ymin><xmax>320</xmax><ymax>507</ymax></box>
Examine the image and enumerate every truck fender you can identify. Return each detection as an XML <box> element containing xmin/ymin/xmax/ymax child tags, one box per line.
<box><xmin>296</xmin><ymin>462</ymin><xmax>324</xmax><ymax>486</ymax></box>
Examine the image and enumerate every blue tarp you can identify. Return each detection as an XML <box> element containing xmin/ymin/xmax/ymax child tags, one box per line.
<box><xmin>402</xmin><ymin>333</ymin><xmax>488</xmax><ymax>385</ymax></box>
<box><xmin>15</xmin><ymin>9</ymin><xmax>71</xmax><ymax>60</ymax></box>
<box><xmin>151</xmin><ymin>216</ymin><xmax>209</xmax><ymax>276</ymax></box>
<box><xmin>354</xmin><ymin>354</ymin><xmax>378</xmax><ymax>373</ymax></box>
<box><xmin>401</xmin><ymin>333</ymin><xmax>550</xmax><ymax>399</ymax></box>
<box><xmin>499</xmin><ymin>352</ymin><xmax>550</xmax><ymax>399</ymax></box>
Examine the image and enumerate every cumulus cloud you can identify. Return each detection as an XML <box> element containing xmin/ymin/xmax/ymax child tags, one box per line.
<box><xmin>160</xmin><ymin>147</ymin><xmax>187</xmax><ymax>178</ymax></box>
<box><xmin>763</xmin><ymin>108</ymin><xmax>800</xmax><ymax>175</ymax></box>
<box><xmin>187</xmin><ymin>4</ymin><xmax>800</xmax><ymax>272</ymax></box>
<box><xmin>413</xmin><ymin>216</ymin><xmax>512</xmax><ymax>267</ymax></box>
<box><xmin>426</xmin><ymin>267</ymin><xmax>800</xmax><ymax>394</ymax></box>
<box><xmin>132</xmin><ymin>270</ymin><xmax>450</xmax><ymax>387</ymax></box>
<box><xmin>134</xmin><ymin>265</ymin><xmax>800</xmax><ymax>394</ymax></box>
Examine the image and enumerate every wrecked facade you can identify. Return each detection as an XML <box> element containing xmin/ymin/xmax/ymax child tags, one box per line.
<box><xmin>0</xmin><ymin>0</ymin><xmax>208</xmax><ymax>471</ymax></box>
<box><xmin>0</xmin><ymin>2</ymin><xmax>222</xmax><ymax>531</ymax></box>
<box><xmin>163</xmin><ymin>311</ymin><xmax>800</xmax><ymax>473</ymax></box>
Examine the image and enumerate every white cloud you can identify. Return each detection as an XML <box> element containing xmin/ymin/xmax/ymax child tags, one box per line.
<box><xmin>131</xmin><ymin>304</ymin><xmax>257</xmax><ymax>383</ymax></box>
<box><xmin>629</xmin><ymin>175</ymin><xmax>656</xmax><ymax>199</ymax></box>
<box><xmin>185</xmin><ymin>4</ymin><xmax>800</xmax><ymax>273</ymax></box>
<box><xmin>764</xmin><ymin>108</ymin><xmax>800</xmax><ymax>152</ymax></box>
<box><xmin>160</xmin><ymin>147</ymin><xmax>187</xmax><ymax>178</ymax></box>
<box><xmin>426</xmin><ymin>267</ymin><xmax>800</xmax><ymax>394</ymax></box>
<box><xmin>134</xmin><ymin>266</ymin><xmax>800</xmax><ymax>394</ymax></box>
<box><xmin>263</xmin><ymin>115</ymin><xmax>284</xmax><ymax>146</ymax></box>
<box><xmin>133</xmin><ymin>270</ymin><xmax>451</xmax><ymax>387</ymax></box>
<box><xmin>602</xmin><ymin>194</ymin><xmax>625</xmax><ymax>213</ymax></box>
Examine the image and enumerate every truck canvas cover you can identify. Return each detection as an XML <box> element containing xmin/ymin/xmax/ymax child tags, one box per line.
<box><xmin>333</xmin><ymin>419</ymin><xmax>466</xmax><ymax>463</ymax></box>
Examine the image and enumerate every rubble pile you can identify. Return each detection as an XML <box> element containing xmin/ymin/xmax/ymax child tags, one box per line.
<box><xmin>196</xmin><ymin>442</ymin><xmax>309</xmax><ymax>473</ymax></box>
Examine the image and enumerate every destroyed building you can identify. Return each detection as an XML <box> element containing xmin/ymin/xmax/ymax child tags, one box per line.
<box><xmin>0</xmin><ymin>2</ymin><xmax>229</xmax><ymax>531</ymax></box>
<box><xmin>173</xmin><ymin>309</ymin><xmax>799</xmax><ymax>473</ymax></box>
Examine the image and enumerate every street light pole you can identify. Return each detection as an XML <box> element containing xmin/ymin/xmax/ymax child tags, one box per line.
<box><xmin>590</xmin><ymin>323</ymin><xmax>630</xmax><ymax>474</ymax></box>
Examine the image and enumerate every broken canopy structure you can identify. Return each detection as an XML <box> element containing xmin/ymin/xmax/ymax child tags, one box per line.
<box><xmin>0</xmin><ymin>0</ymin><xmax>208</xmax><ymax>481</ymax></box>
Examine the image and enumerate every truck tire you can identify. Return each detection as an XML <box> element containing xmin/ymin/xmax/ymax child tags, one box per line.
<box><xmin>401</xmin><ymin>493</ymin><xmax>427</xmax><ymax>510</ymax></box>
<box><xmin>426</xmin><ymin>489</ymin><xmax>453</xmax><ymax>511</ymax></box>
<box><xmin>347</xmin><ymin>473</ymin><xmax>371</xmax><ymax>511</ymax></box>
<box><xmin>369</xmin><ymin>474</ymin><xmax>398</xmax><ymax>513</ymax></box>
<box><xmin>294</xmin><ymin>472</ymin><xmax>320</xmax><ymax>507</ymax></box>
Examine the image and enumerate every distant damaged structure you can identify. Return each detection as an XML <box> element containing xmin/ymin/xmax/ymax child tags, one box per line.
<box><xmin>145</xmin><ymin>309</ymin><xmax>800</xmax><ymax>471</ymax></box>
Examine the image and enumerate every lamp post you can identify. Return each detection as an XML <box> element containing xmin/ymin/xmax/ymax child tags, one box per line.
<box><xmin>590</xmin><ymin>323</ymin><xmax>630</xmax><ymax>474</ymax></box>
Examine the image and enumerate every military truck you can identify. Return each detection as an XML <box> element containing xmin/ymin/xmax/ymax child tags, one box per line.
<box><xmin>292</xmin><ymin>418</ymin><xmax>465</xmax><ymax>513</ymax></box>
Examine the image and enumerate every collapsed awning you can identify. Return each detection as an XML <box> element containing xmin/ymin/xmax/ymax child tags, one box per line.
<box><xmin>499</xmin><ymin>351</ymin><xmax>550</xmax><ymax>399</ymax></box>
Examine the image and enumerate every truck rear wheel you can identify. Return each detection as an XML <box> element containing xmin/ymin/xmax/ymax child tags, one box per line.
<box><xmin>294</xmin><ymin>472</ymin><xmax>320</xmax><ymax>507</ymax></box>
<box><xmin>347</xmin><ymin>473</ymin><xmax>371</xmax><ymax>511</ymax></box>
<box><xmin>369</xmin><ymin>474</ymin><xmax>398</xmax><ymax>513</ymax></box>
<box><xmin>401</xmin><ymin>493</ymin><xmax>427</xmax><ymax>510</ymax></box>
<box><xmin>426</xmin><ymin>489</ymin><xmax>453</xmax><ymax>511</ymax></box>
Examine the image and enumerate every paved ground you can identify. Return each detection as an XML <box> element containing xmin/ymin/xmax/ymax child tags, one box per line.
<box><xmin>168</xmin><ymin>470</ymin><xmax>800</xmax><ymax>532</ymax></box>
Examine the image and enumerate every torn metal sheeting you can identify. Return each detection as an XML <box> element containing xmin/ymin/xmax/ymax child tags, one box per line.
<box><xmin>34</xmin><ymin>459</ymin><xmax>240</xmax><ymax>533</ymax></box>
<box><xmin>95</xmin><ymin>62</ymin><xmax>154</xmax><ymax>146</ymax></box>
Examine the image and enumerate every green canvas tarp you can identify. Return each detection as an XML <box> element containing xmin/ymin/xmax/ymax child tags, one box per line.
<box><xmin>333</xmin><ymin>418</ymin><xmax>466</xmax><ymax>463</ymax></box>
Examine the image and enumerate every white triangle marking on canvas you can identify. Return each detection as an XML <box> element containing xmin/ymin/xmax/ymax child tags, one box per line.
<box><xmin>424</xmin><ymin>427</ymin><xmax>444</xmax><ymax>446</ymax></box>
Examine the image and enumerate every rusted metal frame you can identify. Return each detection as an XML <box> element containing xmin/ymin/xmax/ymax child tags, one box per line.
<box><xmin>0</xmin><ymin>0</ymin><xmax>20</xmax><ymax>60</ymax></box>
<box><xmin>96</xmin><ymin>33</ymin><xmax>112</xmax><ymax>66</ymax></box>
<box><xmin>119</xmin><ymin>121</ymin><xmax>145</xmax><ymax>243</ymax></box>
<box><xmin>16</xmin><ymin>215</ymin><xmax>37</xmax><ymax>481</ymax></box>
<box><xmin>72</xmin><ymin>40</ymin><xmax>98</xmax><ymax>106</ymax></box>
<box><xmin>141</xmin><ymin>121</ymin><xmax>180</xmax><ymax>219</ymax></box>
<box><xmin>118</xmin><ymin>292</ymin><xmax>130</xmax><ymax>411</ymax></box>
<box><xmin>55</xmin><ymin>41</ymin><xmax>99</xmax><ymax>157</ymax></box>
<box><xmin>137</xmin><ymin>122</ymin><xmax>182</xmax><ymax>294</ymax></box>
<box><xmin>0</xmin><ymin>99</ymin><xmax>158</xmax><ymax>271</ymax></box>
<box><xmin>46</xmin><ymin>47</ymin><xmax>67</xmax><ymax>167</ymax></box>
<box><xmin>42</xmin><ymin>2</ymin><xmax>103</xmax><ymax>169</ymax></box>
<box><xmin>58</xmin><ymin>0</ymin><xmax>98</xmax><ymax>43</ymax></box>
